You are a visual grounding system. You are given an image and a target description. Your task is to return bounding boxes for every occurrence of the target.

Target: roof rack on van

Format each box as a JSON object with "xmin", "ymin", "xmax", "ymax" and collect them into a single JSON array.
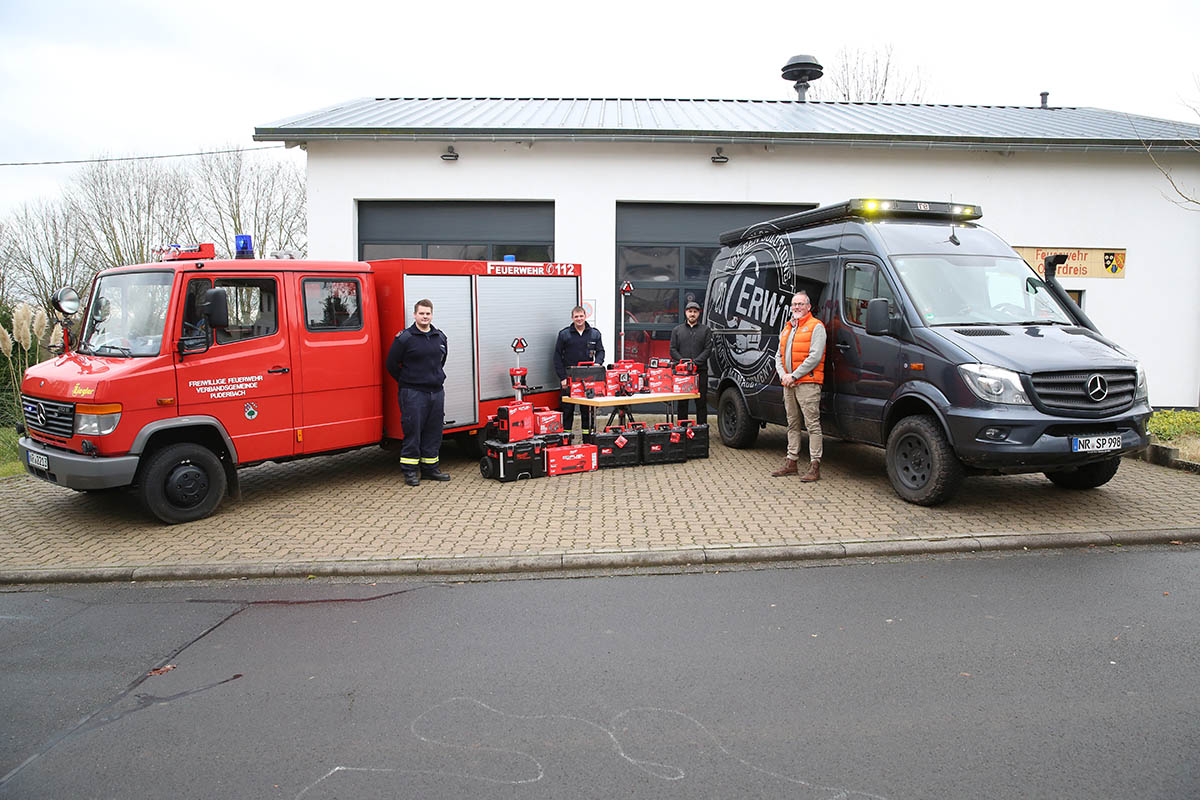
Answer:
[{"xmin": 718, "ymin": 199, "xmax": 983, "ymax": 246}]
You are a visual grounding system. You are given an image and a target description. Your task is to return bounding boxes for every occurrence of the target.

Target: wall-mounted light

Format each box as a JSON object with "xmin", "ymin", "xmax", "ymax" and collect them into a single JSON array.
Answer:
[
  {"xmin": 441, "ymin": 146, "xmax": 459, "ymax": 162},
  {"xmin": 711, "ymin": 147, "xmax": 728, "ymax": 164}
]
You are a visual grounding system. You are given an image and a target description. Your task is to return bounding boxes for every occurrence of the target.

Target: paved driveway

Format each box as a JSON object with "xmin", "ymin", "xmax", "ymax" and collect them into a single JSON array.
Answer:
[{"xmin": 2, "ymin": 427, "xmax": 1197, "ymax": 581}]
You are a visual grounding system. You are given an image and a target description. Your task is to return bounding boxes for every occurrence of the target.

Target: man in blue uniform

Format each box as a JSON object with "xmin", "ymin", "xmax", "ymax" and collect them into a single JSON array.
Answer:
[
  {"xmin": 553, "ymin": 306, "xmax": 605, "ymax": 436},
  {"xmin": 386, "ymin": 299, "xmax": 451, "ymax": 487}
]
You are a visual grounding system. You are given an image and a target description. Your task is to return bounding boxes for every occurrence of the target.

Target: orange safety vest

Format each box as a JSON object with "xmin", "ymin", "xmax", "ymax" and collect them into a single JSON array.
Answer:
[{"xmin": 779, "ymin": 314, "xmax": 825, "ymax": 384}]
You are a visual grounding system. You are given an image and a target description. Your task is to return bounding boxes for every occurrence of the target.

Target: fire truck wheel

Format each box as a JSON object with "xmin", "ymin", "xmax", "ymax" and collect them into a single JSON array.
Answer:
[
  {"xmin": 717, "ymin": 387, "xmax": 759, "ymax": 449},
  {"xmin": 139, "ymin": 443, "xmax": 227, "ymax": 524}
]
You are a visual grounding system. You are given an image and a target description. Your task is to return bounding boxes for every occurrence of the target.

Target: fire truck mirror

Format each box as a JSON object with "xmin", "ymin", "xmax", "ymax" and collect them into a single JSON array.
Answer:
[
  {"xmin": 201, "ymin": 288, "xmax": 229, "ymax": 329},
  {"xmin": 178, "ymin": 328, "xmax": 212, "ymax": 356},
  {"xmin": 92, "ymin": 296, "xmax": 111, "ymax": 323}
]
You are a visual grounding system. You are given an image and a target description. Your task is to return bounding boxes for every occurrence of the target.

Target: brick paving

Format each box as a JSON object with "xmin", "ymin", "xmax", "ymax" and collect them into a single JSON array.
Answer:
[{"xmin": 1, "ymin": 424, "xmax": 1197, "ymax": 580}]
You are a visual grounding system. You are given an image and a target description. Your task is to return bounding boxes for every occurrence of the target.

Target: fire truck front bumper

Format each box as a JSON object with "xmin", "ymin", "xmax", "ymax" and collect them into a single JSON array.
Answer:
[{"xmin": 19, "ymin": 437, "xmax": 140, "ymax": 491}]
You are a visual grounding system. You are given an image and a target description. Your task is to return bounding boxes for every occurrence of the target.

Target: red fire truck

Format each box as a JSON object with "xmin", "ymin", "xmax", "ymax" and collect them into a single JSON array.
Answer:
[{"xmin": 18, "ymin": 246, "xmax": 581, "ymax": 523}]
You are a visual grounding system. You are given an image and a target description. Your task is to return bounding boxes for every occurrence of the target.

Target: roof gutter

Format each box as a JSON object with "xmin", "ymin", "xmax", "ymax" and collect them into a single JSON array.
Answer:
[{"xmin": 252, "ymin": 129, "xmax": 1200, "ymax": 154}]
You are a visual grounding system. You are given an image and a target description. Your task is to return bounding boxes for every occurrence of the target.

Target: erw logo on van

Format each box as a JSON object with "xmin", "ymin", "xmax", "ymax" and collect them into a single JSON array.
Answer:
[{"xmin": 709, "ymin": 235, "xmax": 796, "ymax": 395}]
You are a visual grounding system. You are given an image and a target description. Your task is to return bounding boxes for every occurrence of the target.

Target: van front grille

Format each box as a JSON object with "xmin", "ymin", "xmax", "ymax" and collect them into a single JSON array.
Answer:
[
  {"xmin": 1029, "ymin": 369, "xmax": 1136, "ymax": 415},
  {"xmin": 21, "ymin": 395, "xmax": 75, "ymax": 438}
]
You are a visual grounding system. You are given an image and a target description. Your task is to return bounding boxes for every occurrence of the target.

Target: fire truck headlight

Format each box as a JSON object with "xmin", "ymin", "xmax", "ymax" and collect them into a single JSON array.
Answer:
[{"xmin": 75, "ymin": 403, "xmax": 122, "ymax": 436}]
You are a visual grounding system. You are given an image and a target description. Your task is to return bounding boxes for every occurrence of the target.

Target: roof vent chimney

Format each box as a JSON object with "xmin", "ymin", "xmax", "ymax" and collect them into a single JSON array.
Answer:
[
  {"xmin": 1040, "ymin": 91, "xmax": 1049, "ymax": 109},
  {"xmin": 782, "ymin": 55, "xmax": 824, "ymax": 101}
]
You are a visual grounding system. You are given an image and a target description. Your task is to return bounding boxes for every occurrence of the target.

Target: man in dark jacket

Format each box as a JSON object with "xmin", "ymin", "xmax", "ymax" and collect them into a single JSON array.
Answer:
[
  {"xmin": 669, "ymin": 300, "xmax": 712, "ymax": 424},
  {"xmin": 553, "ymin": 306, "xmax": 605, "ymax": 436},
  {"xmin": 385, "ymin": 299, "xmax": 451, "ymax": 487}
]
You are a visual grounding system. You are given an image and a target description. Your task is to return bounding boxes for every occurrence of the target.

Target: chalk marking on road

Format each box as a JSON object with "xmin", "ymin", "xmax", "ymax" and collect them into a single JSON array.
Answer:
[{"xmin": 293, "ymin": 696, "xmax": 889, "ymax": 800}]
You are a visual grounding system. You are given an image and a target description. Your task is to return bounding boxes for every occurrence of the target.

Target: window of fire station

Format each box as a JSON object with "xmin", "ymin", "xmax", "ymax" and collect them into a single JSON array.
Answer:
[
  {"xmin": 213, "ymin": 278, "xmax": 278, "ymax": 344},
  {"xmin": 303, "ymin": 278, "xmax": 363, "ymax": 331},
  {"xmin": 616, "ymin": 245, "xmax": 715, "ymax": 361},
  {"xmin": 363, "ymin": 243, "xmax": 554, "ymax": 262}
]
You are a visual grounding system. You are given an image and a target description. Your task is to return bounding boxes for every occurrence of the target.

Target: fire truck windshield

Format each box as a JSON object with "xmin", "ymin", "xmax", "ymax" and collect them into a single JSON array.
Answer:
[
  {"xmin": 78, "ymin": 271, "xmax": 174, "ymax": 357},
  {"xmin": 892, "ymin": 255, "xmax": 1075, "ymax": 327}
]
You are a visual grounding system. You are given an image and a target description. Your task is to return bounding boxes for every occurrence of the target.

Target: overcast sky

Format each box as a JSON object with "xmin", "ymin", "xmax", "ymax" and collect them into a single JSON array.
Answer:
[{"xmin": 1, "ymin": 0, "xmax": 1197, "ymax": 216}]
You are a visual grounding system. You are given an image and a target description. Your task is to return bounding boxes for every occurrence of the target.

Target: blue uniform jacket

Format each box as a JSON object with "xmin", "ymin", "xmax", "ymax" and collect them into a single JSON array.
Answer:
[
  {"xmin": 553, "ymin": 323, "xmax": 605, "ymax": 380},
  {"xmin": 386, "ymin": 324, "xmax": 448, "ymax": 391}
]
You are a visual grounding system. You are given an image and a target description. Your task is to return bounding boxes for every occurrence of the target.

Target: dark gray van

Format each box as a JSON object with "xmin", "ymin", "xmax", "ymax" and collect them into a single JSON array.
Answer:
[{"xmin": 705, "ymin": 199, "xmax": 1150, "ymax": 505}]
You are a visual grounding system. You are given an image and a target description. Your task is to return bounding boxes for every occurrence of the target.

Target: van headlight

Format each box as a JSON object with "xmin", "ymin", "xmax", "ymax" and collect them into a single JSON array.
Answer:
[
  {"xmin": 958, "ymin": 364, "xmax": 1030, "ymax": 405},
  {"xmin": 75, "ymin": 403, "xmax": 122, "ymax": 436},
  {"xmin": 1135, "ymin": 362, "xmax": 1149, "ymax": 402}
]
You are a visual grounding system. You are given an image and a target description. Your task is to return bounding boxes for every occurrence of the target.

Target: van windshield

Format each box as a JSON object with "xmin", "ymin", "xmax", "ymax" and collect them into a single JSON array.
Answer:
[
  {"xmin": 891, "ymin": 255, "xmax": 1075, "ymax": 326},
  {"xmin": 77, "ymin": 271, "xmax": 174, "ymax": 357}
]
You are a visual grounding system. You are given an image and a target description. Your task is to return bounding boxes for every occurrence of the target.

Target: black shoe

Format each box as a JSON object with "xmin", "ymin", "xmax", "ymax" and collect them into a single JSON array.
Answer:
[
  {"xmin": 422, "ymin": 469, "xmax": 451, "ymax": 482},
  {"xmin": 404, "ymin": 473, "xmax": 420, "ymax": 487}
]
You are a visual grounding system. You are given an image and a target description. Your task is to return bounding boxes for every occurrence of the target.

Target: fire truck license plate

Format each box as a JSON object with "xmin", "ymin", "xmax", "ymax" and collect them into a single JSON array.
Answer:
[
  {"xmin": 27, "ymin": 451, "xmax": 48, "ymax": 470},
  {"xmin": 1071, "ymin": 434, "xmax": 1122, "ymax": 453}
]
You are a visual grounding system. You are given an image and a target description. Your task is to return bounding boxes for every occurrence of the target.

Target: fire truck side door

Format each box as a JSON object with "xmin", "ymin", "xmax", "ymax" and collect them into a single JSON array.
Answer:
[
  {"xmin": 293, "ymin": 273, "xmax": 381, "ymax": 453},
  {"xmin": 175, "ymin": 274, "xmax": 295, "ymax": 462}
]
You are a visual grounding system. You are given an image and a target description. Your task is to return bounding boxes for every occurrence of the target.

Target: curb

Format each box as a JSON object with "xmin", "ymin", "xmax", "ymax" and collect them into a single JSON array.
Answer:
[{"xmin": 3, "ymin": 528, "xmax": 1198, "ymax": 586}]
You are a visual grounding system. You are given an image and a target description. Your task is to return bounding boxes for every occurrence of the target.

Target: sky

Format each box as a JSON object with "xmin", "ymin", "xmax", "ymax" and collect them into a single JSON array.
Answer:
[{"xmin": 1, "ymin": 0, "xmax": 1197, "ymax": 216}]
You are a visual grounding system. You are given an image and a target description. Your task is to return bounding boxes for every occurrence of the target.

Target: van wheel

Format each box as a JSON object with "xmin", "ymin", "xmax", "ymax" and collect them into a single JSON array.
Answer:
[
  {"xmin": 886, "ymin": 416, "xmax": 963, "ymax": 505},
  {"xmin": 138, "ymin": 443, "xmax": 227, "ymax": 524},
  {"xmin": 717, "ymin": 387, "xmax": 758, "ymax": 448},
  {"xmin": 1044, "ymin": 457, "xmax": 1120, "ymax": 490}
]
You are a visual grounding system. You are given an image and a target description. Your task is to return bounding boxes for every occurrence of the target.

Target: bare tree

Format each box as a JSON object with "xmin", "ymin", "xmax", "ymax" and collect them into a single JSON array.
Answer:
[
  {"xmin": 184, "ymin": 148, "xmax": 307, "ymax": 258},
  {"xmin": 1142, "ymin": 78, "xmax": 1199, "ymax": 209},
  {"xmin": 1, "ymin": 146, "xmax": 306, "ymax": 311},
  {"xmin": 0, "ymin": 198, "xmax": 91, "ymax": 313},
  {"xmin": 809, "ymin": 45, "xmax": 927, "ymax": 103},
  {"xmin": 67, "ymin": 157, "xmax": 192, "ymax": 270}
]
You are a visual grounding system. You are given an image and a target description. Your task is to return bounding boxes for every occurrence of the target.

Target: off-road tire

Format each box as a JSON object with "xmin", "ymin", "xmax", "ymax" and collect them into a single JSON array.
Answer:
[
  {"xmin": 1044, "ymin": 456, "xmax": 1121, "ymax": 490},
  {"xmin": 138, "ymin": 443, "xmax": 227, "ymax": 524},
  {"xmin": 885, "ymin": 415, "xmax": 964, "ymax": 506},
  {"xmin": 717, "ymin": 387, "xmax": 758, "ymax": 449}
]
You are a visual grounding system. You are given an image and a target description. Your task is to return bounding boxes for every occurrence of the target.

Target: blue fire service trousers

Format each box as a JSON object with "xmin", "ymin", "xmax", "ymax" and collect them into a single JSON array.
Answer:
[
  {"xmin": 560, "ymin": 387, "xmax": 595, "ymax": 436},
  {"xmin": 399, "ymin": 387, "xmax": 445, "ymax": 475}
]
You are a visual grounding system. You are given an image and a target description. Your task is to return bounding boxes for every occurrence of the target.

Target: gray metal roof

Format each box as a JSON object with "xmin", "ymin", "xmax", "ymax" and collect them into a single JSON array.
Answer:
[{"xmin": 255, "ymin": 97, "xmax": 1200, "ymax": 152}]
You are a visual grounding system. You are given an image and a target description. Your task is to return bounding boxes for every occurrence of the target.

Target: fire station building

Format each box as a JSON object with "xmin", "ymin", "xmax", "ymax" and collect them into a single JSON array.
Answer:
[{"xmin": 255, "ymin": 94, "xmax": 1200, "ymax": 407}]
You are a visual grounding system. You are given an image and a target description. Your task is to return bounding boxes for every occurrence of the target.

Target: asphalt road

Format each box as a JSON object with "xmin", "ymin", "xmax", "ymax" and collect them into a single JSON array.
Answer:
[{"xmin": 2, "ymin": 546, "xmax": 1198, "ymax": 799}]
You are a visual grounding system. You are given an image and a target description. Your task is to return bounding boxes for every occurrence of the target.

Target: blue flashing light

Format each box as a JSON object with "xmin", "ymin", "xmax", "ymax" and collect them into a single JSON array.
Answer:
[
  {"xmin": 503, "ymin": 254, "xmax": 516, "ymax": 262},
  {"xmin": 234, "ymin": 235, "xmax": 254, "ymax": 259}
]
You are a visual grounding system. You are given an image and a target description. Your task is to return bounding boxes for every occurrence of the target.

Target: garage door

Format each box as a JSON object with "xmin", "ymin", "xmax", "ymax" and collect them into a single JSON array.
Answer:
[{"xmin": 359, "ymin": 201, "xmax": 554, "ymax": 262}]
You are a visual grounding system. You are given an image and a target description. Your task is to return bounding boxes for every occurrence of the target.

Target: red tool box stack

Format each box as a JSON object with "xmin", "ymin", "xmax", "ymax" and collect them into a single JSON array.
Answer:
[
  {"xmin": 494, "ymin": 401, "xmax": 534, "ymax": 443},
  {"xmin": 672, "ymin": 359, "xmax": 698, "ymax": 394},
  {"xmin": 645, "ymin": 358, "xmax": 674, "ymax": 393}
]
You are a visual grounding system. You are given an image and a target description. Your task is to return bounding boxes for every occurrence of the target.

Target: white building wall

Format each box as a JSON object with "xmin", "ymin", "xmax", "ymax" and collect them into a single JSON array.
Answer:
[{"xmin": 305, "ymin": 140, "xmax": 1200, "ymax": 407}]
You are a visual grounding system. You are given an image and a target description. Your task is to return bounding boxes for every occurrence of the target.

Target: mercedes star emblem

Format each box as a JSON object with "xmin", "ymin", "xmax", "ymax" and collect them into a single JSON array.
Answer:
[
  {"xmin": 1086, "ymin": 374, "xmax": 1109, "ymax": 402},
  {"xmin": 34, "ymin": 401, "xmax": 47, "ymax": 427}
]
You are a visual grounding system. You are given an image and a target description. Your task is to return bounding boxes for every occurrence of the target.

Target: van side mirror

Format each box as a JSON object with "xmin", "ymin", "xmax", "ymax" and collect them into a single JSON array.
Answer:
[
  {"xmin": 865, "ymin": 297, "xmax": 892, "ymax": 336},
  {"xmin": 201, "ymin": 288, "xmax": 229, "ymax": 329}
]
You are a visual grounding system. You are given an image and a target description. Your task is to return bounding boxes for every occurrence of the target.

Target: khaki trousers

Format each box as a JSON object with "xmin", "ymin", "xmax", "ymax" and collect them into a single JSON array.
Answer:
[{"xmin": 783, "ymin": 382, "xmax": 822, "ymax": 462}]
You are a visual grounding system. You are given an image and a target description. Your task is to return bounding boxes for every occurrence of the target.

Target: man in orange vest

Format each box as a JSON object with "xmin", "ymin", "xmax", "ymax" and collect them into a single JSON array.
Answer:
[{"xmin": 771, "ymin": 290, "xmax": 826, "ymax": 481}]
